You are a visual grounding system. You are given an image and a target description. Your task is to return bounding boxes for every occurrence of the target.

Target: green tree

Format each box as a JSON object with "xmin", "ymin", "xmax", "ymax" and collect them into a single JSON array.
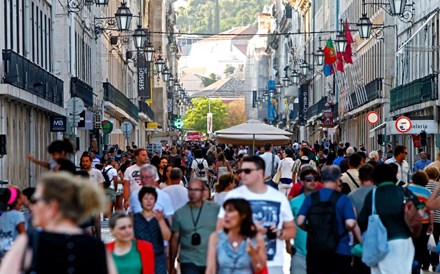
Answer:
[
  {"xmin": 183, "ymin": 97, "xmax": 227, "ymax": 133},
  {"xmin": 224, "ymin": 65, "xmax": 235, "ymax": 76}
]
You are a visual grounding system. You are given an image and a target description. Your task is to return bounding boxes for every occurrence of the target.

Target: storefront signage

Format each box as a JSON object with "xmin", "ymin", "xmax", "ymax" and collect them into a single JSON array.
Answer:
[
  {"xmin": 137, "ymin": 53, "xmax": 152, "ymax": 100},
  {"xmin": 395, "ymin": 116, "xmax": 412, "ymax": 133},
  {"xmin": 298, "ymin": 84, "xmax": 308, "ymax": 125},
  {"xmin": 50, "ymin": 116, "xmax": 67, "ymax": 132},
  {"xmin": 386, "ymin": 119, "xmax": 438, "ymax": 135}
]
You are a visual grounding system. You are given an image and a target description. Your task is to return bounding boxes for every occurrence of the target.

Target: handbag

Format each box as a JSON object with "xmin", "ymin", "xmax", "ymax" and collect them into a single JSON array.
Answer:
[
  {"xmin": 272, "ymin": 161, "xmax": 282, "ymax": 184},
  {"xmin": 402, "ymin": 187, "xmax": 422, "ymax": 237},
  {"xmin": 361, "ymin": 188, "xmax": 389, "ymax": 267}
]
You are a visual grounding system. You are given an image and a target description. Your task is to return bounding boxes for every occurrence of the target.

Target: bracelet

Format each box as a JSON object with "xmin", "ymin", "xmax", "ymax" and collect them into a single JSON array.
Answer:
[{"xmin": 255, "ymin": 262, "xmax": 262, "ymax": 269}]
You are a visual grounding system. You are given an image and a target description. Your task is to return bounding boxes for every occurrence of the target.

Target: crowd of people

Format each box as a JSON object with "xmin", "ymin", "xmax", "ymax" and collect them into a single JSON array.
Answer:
[{"xmin": 0, "ymin": 138, "xmax": 439, "ymax": 274}]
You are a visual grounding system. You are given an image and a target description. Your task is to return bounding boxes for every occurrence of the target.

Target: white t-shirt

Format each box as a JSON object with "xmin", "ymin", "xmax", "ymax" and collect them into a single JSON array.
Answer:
[
  {"xmin": 103, "ymin": 165, "xmax": 118, "ymax": 189},
  {"xmin": 91, "ymin": 158, "xmax": 101, "ymax": 168},
  {"xmin": 88, "ymin": 169, "xmax": 105, "ymax": 185},
  {"xmin": 259, "ymin": 152, "xmax": 280, "ymax": 181},
  {"xmin": 218, "ymin": 185, "xmax": 294, "ymax": 268},
  {"xmin": 191, "ymin": 158, "xmax": 208, "ymax": 180},
  {"xmin": 130, "ymin": 187, "xmax": 175, "ymax": 216},
  {"xmin": 163, "ymin": 185, "xmax": 189, "ymax": 211},
  {"xmin": 124, "ymin": 164, "xmax": 160, "ymax": 193},
  {"xmin": 279, "ymin": 157, "xmax": 294, "ymax": 179}
]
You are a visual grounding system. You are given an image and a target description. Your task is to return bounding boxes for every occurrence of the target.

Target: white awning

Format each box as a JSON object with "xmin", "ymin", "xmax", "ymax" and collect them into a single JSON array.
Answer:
[{"xmin": 369, "ymin": 122, "xmax": 386, "ymax": 138}]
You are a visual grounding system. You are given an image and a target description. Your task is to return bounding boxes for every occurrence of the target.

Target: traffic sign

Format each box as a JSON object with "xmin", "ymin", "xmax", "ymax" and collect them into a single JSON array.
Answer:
[
  {"xmin": 367, "ymin": 111, "xmax": 380, "ymax": 124},
  {"xmin": 101, "ymin": 120, "xmax": 113, "ymax": 134},
  {"xmin": 121, "ymin": 121, "xmax": 133, "ymax": 135},
  {"xmin": 395, "ymin": 116, "xmax": 412, "ymax": 134},
  {"xmin": 174, "ymin": 118, "xmax": 184, "ymax": 129},
  {"xmin": 66, "ymin": 97, "xmax": 85, "ymax": 127}
]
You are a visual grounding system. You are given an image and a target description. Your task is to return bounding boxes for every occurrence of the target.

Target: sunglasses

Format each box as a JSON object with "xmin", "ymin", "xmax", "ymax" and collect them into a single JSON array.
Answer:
[
  {"xmin": 304, "ymin": 176, "xmax": 316, "ymax": 182},
  {"xmin": 237, "ymin": 168, "xmax": 259, "ymax": 174},
  {"xmin": 30, "ymin": 196, "xmax": 48, "ymax": 204},
  {"xmin": 188, "ymin": 188, "xmax": 203, "ymax": 192}
]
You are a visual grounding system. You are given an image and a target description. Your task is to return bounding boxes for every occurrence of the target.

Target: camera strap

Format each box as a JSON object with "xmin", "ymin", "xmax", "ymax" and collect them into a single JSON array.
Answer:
[{"xmin": 190, "ymin": 201, "xmax": 204, "ymax": 231}]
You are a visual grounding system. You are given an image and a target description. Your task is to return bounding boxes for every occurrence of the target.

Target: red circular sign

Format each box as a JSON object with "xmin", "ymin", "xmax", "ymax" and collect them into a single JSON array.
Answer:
[
  {"xmin": 395, "ymin": 116, "xmax": 412, "ymax": 133},
  {"xmin": 367, "ymin": 111, "xmax": 380, "ymax": 124}
]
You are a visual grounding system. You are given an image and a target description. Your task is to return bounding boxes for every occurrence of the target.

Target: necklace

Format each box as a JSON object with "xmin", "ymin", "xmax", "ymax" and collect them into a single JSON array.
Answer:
[{"xmin": 232, "ymin": 241, "xmax": 240, "ymax": 248}]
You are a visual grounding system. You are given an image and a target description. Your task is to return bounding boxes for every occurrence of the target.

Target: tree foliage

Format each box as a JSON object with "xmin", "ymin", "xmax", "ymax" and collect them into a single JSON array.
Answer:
[
  {"xmin": 225, "ymin": 100, "xmax": 246, "ymax": 127},
  {"xmin": 183, "ymin": 97, "xmax": 227, "ymax": 133},
  {"xmin": 176, "ymin": 0, "xmax": 272, "ymax": 34}
]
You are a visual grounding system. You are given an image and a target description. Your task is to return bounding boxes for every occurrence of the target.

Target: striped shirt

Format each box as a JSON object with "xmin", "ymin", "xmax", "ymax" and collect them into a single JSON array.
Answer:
[
  {"xmin": 426, "ymin": 181, "xmax": 440, "ymax": 223},
  {"xmin": 408, "ymin": 184, "xmax": 431, "ymax": 224}
]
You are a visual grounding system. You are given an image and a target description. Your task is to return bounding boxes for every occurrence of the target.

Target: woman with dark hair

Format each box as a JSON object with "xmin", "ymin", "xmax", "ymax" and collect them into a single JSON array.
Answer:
[
  {"xmin": 277, "ymin": 148, "xmax": 295, "ymax": 196},
  {"xmin": 133, "ymin": 187, "xmax": 171, "ymax": 274},
  {"xmin": 159, "ymin": 164, "xmax": 173, "ymax": 189},
  {"xmin": 206, "ymin": 198, "xmax": 266, "ymax": 274},
  {"xmin": 157, "ymin": 156, "xmax": 169, "ymax": 183},
  {"xmin": 213, "ymin": 173, "xmax": 235, "ymax": 205},
  {"xmin": 0, "ymin": 187, "xmax": 25, "ymax": 261},
  {"xmin": 215, "ymin": 152, "xmax": 232, "ymax": 178},
  {"xmin": 27, "ymin": 138, "xmax": 75, "ymax": 172},
  {"xmin": 106, "ymin": 212, "xmax": 155, "ymax": 274}
]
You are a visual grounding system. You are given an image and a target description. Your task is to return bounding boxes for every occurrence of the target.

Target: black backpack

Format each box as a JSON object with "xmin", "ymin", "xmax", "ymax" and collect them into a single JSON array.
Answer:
[
  {"xmin": 195, "ymin": 159, "xmax": 206, "ymax": 176},
  {"xmin": 102, "ymin": 167, "xmax": 113, "ymax": 188},
  {"xmin": 306, "ymin": 191, "xmax": 344, "ymax": 253}
]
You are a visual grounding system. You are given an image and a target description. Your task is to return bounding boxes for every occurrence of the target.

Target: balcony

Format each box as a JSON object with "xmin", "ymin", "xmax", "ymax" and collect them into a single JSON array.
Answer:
[
  {"xmin": 71, "ymin": 77, "xmax": 93, "ymax": 108},
  {"xmin": 307, "ymin": 96, "xmax": 328, "ymax": 118},
  {"xmin": 390, "ymin": 74, "xmax": 438, "ymax": 111},
  {"xmin": 349, "ymin": 78, "xmax": 382, "ymax": 111},
  {"xmin": 139, "ymin": 100, "xmax": 155, "ymax": 121},
  {"xmin": 2, "ymin": 50, "xmax": 63, "ymax": 107},
  {"xmin": 103, "ymin": 82, "xmax": 138, "ymax": 120}
]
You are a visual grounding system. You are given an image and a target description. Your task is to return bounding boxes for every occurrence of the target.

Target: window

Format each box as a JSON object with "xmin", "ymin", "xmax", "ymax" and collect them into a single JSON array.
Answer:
[
  {"xmin": 44, "ymin": 14, "xmax": 47, "ymax": 69},
  {"xmin": 4, "ymin": 0, "xmax": 8, "ymax": 49},
  {"xmin": 31, "ymin": 2, "xmax": 34, "ymax": 61},
  {"xmin": 36, "ymin": 6, "xmax": 39, "ymax": 64},
  {"xmin": 10, "ymin": 0, "xmax": 13, "ymax": 50},
  {"xmin": 16, "ymin": 0, "xmax": 20, "ymax": 53},
  {"xmin": 40, "ymin": 9, "xmax": 43, "ymax": 67}
]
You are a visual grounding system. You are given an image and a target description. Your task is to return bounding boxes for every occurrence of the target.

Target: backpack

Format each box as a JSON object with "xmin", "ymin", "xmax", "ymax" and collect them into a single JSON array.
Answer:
[
  {"xmin": 195, "ymin": 159, "xmax": 206, "ymax": 176},
  {"xmin": 362, "ymin": 188, "xmax": 389, "ymax": 267},
  {"xmin": 102, "ymin": 167, "xmax": 113, "ymax": 188},
  {"xmin": 306, "ymin": 191, "xmax": 344, "ymax": 253}
]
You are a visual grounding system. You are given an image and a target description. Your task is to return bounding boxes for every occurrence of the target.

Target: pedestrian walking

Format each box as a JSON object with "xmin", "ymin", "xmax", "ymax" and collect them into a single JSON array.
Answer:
[
  {"xmin": 213, "ymin": 173, "xmax": 235, "ymax": 206},
  {"xmin": 106, "ymin": 212, "xmax": 155, "ymax": 274},
  {"xmin": 259, "ymin": 143, "xmax": 280, "ymax": 189},
  {"xmin": 162, "ymin": 167, "xmax": 189, "ymax": 211},
  {"xmin": 217, "ymin": 156, "xmax": 295, "ymax": 274},
  {"xmin": 358, "ymin": 164, "xmax": 423, "ymax": 274},
  {"xmin": 170, "ymin": 179, "xmax": 220, "ymax": 274},
  {"xmin": 385, "ymin": 145, "xmax": 411, "ymax": 184},
  {"xmin": 0, "ymin": 172, "xmax": 115, "ymax": 274},
  {"xmin": 276, "ymin": 147, "xmax": 295, "ymax": 196},
  {"xmin": 133, "ymin": 187, "xmax": 171, "ymax": 274},
  {"xmin": 206, "ymin": 198, "xmax": 267, "ymax": 274},
  {"xmin": 297, "ymin": 165, "xmax": 360, "ymax": 274},
  {"xmin": 425, "ymin": 166, "xmax": 440, "ymax": 269}
]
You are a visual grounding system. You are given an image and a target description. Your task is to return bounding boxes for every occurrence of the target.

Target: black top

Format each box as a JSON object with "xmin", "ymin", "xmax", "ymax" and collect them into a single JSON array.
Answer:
[{"xmin": 26, "ymin": 231, "xmax": 107, "ymax": 274}]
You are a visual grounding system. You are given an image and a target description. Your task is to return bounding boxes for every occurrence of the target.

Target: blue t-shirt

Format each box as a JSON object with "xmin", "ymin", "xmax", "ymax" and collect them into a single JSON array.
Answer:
[
  {"xmin": 290, "ymin": 194, "xmax": 307, "ymax": 256},
  {"xmin": 414, "ymin": 159, "xmax": 431, "ymax": 172},
  {"xmin": 0, "ymin": 210, "xmax": 25, "ymax": 257},
  {"xmin": 333, "ymin": 156, "xmax": 344, "ymax": 166},
  {"xmin": 298, "ymin": 188, "xmax": 356, "ymax": 256}
]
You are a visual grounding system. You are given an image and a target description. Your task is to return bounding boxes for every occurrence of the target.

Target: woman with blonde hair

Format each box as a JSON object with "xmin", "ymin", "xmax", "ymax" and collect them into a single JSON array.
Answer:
[{"xmin": 0, "ymin": 172, "xmax": 116, "ymax": 274}]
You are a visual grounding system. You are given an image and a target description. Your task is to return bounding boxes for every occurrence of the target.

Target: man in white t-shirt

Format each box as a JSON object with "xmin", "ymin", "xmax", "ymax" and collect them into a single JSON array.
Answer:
[
  {"xmin": 80, "ymin": 154, "xmax": 104, "ymax": 186},
  {"xmin": 130, "ymin": 165, "xmax": 174, "ymax": 222},
  {"xmin": 259, "ymin": 143, "xmax": 280, "ymax": 189},
  {"xmin": 163, "ymin": 167, "xmax": 189, "ymax": 211},
  {"xmin": 217, "ymin": 156, "xmax": 296, "ymax": 274},
  {"xmin": 103, "ymin": 158, "xmax": 119, "ymax": 217},
  {"xmin": 191, "ymin": 149, "xmax": 209, "ymax": 182},
  {"xmin": 123, "ymin": 148, "xmax": 158, "ymax": 209}
]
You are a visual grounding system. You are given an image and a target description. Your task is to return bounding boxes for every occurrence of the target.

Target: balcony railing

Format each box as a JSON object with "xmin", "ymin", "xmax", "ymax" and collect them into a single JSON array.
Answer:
[
  {"xmin": 390, "ymin": 74, "xmax": 438, "ymax": 111},
  {"xmin": 139, "ymin": 100, "xmax": 155, "ymax": 121},
  {"xmin": 2, "ymin": 50, "xmax": 63, "ymax": 107},
  {"xmin": 103, "ymin": 82, "xmax": 138, "ymax": 120},
  {"xmin": 349, "ymin": 78, "xmax": 382, "ymax": 111},
  {"xmin": 71, "ymin": 77, "xmax": 93, "ymax": 108},
  {"xmin": 307, "ymin": 96, "xmax": 328, "ymax": 118}
]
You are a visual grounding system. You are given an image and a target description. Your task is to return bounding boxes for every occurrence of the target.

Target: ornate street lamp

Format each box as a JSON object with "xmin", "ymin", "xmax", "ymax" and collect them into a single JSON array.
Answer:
[
  {"xmin": 291, "ymin": 70, "xmax": 300, "ymax": 85},
  {"xmin": 162, "ymin": 66, "xmax": 170, "ymax": 82},
  {"xmin": 115, "ymin": 2, "xmax": 132, "ymax": 31},
  {"xmin": 389, "ymin": 0, "xmax": 408, "ymax": 16},
  {"xmin": 357, "ymin": 13, "xmax": 373, "ymax": 39},
  {"xmin": 132, "ymin": 25, "xmax": 147, "ymax": 49},
  {"xmin": 95, "ymin": 0, "xmax": 109, "ymax": 5},
  {"xmin": 174, "ymin": 81, "xmax": 180, "ymax": 92},
  {"xmin": 276, "ymin": 82, "xmax": 283, "ymax": 93},
  {"xmin": 282, "ymin": 74, "xmax": 290, "ymax": 87},
  {"xmin": 145, "ymin": 42, "xmax": 155, "ymax": 62},
  {"xmin": 269, "ymin": 89, "xmax": 275, "ymax": 99},
  {"xmin": 155, "ymin": 55, "xmax": 165, "ymax": 73},
  {"xmin": 300, "ymin": 60, "xmax": 309, "ymax": 75},
  {"xmin": 334, "ymin": 30, "xmax": 347, "ymax": 54},
  {"xmin": 314, "ymin": 47, "xmax": 325, "ymax": 66},
  {"xmin": 168, "ymin": 73, "xmax": 175, "ymax": 87}
]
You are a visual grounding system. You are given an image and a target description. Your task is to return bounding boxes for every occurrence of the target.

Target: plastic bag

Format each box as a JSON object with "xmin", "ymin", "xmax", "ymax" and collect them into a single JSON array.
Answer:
[{"xmin": 428, "ymin": 234, "xmax": 436, "ymax": 252}]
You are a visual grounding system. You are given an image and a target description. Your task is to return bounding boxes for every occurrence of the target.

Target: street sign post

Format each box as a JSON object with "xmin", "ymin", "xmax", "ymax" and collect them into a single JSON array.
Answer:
[
  {"xmin": 367, "ymin": 111, "xmax": 380, "ymax": 125},
  {"xmin": 121, "ymin": 121, "xmax": 133, "ymax": 141},
  {"xmin": 395, "ymin": 116, "xmax": 412, "ymax": 134},
  {"xmin": 66, "ymin": 97, "xmax": 85, "ymax": 127}
]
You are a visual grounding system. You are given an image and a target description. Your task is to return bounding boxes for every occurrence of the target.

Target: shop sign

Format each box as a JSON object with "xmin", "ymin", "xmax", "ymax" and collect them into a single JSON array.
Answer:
[{"xmin": 386, "ymin": 120, "xmax": 438, "ymax": 135}]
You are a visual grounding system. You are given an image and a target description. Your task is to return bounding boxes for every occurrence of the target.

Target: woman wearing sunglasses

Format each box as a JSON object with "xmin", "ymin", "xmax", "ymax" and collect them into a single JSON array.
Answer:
[
  {"xmin": 107, "ymin": 212, "xmax": 155, "ymax": 274},
  {"xmin": 0, "ymin": 172, "xmax": 116, "ymax": 274}
]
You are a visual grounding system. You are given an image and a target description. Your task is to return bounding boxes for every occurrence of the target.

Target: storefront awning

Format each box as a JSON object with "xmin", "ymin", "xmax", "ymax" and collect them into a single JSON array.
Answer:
[{"xmin": 369, "ymin": 122, "xmax": 386, "ymax": 138}]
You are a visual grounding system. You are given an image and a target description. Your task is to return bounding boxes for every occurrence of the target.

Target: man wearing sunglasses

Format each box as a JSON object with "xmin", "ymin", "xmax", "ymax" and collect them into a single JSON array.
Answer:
[
  {"xmin": 385, "ymin": 145, "xmax": 411, "ymax": 184},
  {"xmin": 217, "ymin": 156, "xmax": 295, "ymax": 274}
]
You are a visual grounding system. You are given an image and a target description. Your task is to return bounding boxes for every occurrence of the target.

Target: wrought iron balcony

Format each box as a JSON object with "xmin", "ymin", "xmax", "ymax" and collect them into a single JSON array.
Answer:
[
  {"xmin": 71, "ymin": 77, "xmax": 93, "ymax": 108},
  {"xmin": 349, "ymin": 78, "xmax": 382, "ymax": 111},
  {"xmin": 2, "ymin": 50, "xmax": 64, "ymax": 107},
  {"xmin": 103, "ymin": 82, "xmax": 139, "ymax": 120},
  {"xmin": 139, "ymin": 100, "xmax": 155, "ymax": 121},
  {"xmin": 307, "ymin": 96, "xmax": 328, "ymax": 118},
  {"xmin": 390, "ymin": 74, "xmax": 438, "ymax": 111}
]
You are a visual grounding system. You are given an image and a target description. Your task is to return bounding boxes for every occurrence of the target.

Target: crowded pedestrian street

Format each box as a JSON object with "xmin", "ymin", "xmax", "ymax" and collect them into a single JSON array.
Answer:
[{"xmin": 1, "ymin": 0, "xmax": 440, "ymax": 273}]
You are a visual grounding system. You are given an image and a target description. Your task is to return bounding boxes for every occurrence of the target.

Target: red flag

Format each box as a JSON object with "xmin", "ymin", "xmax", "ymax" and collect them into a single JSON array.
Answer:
[
  {"xmin": 344, "ymin": 20, "xmax": 353, "ymax": 64},
  {"xmin": 323, "ymin": 39, "xmax": 337, "ymax": 64},
  {"xmin": 336, "ymin": 52, "xmax": 344, "ymax": 72}
]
